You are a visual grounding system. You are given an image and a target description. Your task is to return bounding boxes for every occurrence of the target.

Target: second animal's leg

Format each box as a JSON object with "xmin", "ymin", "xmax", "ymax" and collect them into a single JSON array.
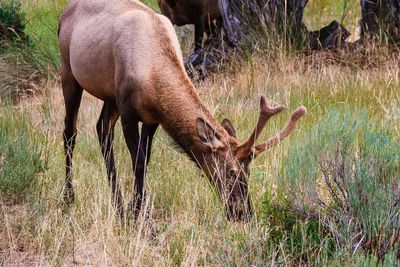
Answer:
[
  {"xmin": 128, "ymin": 123, "xmax": 159, "ymax": 217},
  {"xmin": 205, "ymin": 17, "xmax": 222, "ymax": 38},
  {"xmin": 96, "ymin": 101, "xmax": 124, "ymax": 218},
  {"xmin": 194, "ymin": 18, "xmax": 205, "ymax": 50},
  {"xmin": 61, "ymin": 66, "xmax": 83, "ymax": 205}
]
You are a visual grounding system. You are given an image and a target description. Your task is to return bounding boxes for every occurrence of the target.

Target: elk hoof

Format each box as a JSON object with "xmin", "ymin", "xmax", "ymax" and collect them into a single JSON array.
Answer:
[
  {"xmin": 62, "ymin": 187, "xmax": 75, "ymax": 206},
  {"xmin": 127, "ymin": 200, "xmax": 141, "ymax": 221}
]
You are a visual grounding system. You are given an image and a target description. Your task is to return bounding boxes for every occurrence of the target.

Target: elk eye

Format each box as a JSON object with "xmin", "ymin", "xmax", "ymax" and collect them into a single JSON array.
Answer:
[
  {"xmin": 229, "ymin": 169, "xmax": 236, "ymax": 177},
  {"xmin": 247, "ymin": 152, "xmax": 256, "ymax": 161}
]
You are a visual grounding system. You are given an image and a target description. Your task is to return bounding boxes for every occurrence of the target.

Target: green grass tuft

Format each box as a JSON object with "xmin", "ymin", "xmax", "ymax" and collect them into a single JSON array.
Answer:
[{"xmin": 0, "ymin": 105, "xmax": 47, "ymax": 203}]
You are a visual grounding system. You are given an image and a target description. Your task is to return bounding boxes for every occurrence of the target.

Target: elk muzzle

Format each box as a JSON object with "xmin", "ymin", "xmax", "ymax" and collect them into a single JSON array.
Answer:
[{"xmin": 226, "ymin": 196, "xmax": 253, "ymax": 222}]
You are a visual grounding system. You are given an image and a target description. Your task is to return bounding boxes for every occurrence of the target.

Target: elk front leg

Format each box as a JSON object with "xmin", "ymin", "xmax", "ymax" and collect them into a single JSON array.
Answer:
[
  {"xmin": 96, "ymin": 101, "xmax": 124, "ymax": 219},
  {"xmin": 120, "ymin": 111, "xmax": 143, "ymax": 218},
  {"xmin": 61, "ymin": 65, "xmax": 83, "ymax": 205},
  {"xmin": 128, "ymin": 123, "xmax": 159, "ymax": 218}
]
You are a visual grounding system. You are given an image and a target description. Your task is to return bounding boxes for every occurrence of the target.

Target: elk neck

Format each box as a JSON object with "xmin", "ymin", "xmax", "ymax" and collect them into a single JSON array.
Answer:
[{"xmin": 149, "ymin": 68, "xmax": 236, "ymax": 167}]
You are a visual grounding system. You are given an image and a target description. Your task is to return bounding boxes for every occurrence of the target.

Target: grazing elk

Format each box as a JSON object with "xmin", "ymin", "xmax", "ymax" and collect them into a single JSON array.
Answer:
[
  {"xmin": 58, "ymin": 0, "xmax": 306, "ymax": 221},
  {"xmin": 158, "ymin": 0, "xmax": 221, "ymax": 50}
]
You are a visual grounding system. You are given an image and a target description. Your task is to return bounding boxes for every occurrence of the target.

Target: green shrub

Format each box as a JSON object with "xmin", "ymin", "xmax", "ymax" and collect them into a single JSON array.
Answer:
[
  {"xmin": 0, "ymin": 107, "xmax": 47, "ymax": 203},
  {"xmin": 0, "ymin": 0, "xmax": 30, "ymax": 50},
  {"xmin": 267, "ymin": 109, "xmax": 400, "ymax": 261},
  {"xmin": 262, "ymin": 186, "xmax": 335, "ymax": 264},
  {"xmin": 0, "ymin": 0, "xmax": 40, "ymax": 99},
  {"xmin": 0, "ymin": 0, "xmax": 64, "ymax": 100},
  {"xmin": 348, "ymin": 251, "xmax": 400, "ymax": 266},
  {"xmin": 21, "ymin": 0, "xmax": 66, "ymax": 73}
]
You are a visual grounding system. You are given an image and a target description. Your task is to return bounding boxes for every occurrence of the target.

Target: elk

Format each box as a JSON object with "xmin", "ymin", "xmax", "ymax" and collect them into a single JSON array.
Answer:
[
  {"xmin": 158, "ymin": 0, "xmax": 221, "ymax": 50},
  {"xmin": 58, "ymin": 0, "xmax": 306, "ymax": 221}
]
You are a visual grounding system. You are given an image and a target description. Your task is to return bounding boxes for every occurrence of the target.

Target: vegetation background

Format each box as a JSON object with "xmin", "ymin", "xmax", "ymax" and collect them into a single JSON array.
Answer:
[{"xmin": 0, "ymin": 0, "xmax": 399, "ymax": 266}]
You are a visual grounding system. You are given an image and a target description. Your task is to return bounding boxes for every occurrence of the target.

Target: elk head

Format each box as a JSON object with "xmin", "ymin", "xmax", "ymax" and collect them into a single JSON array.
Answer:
[{"xmin": 196, "ymin": 96, "xmax": 307, "ymax": 222}]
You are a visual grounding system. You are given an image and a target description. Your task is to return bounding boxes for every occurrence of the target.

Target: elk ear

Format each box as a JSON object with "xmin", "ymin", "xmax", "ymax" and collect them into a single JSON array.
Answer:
[
  {"xmin": 221, "ymin": 118, "xmax": 236, "ymax": 138},
  {"xmin": 196, "ymin": 118, "xmax": 224, "ymax": 150}
]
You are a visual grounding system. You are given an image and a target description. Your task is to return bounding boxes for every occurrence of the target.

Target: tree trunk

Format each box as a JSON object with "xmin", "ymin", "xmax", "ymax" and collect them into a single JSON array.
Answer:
[
  {"xmin": 360, "ymin": 0, "xmax": 400, "ymax": 41},
  {"xmin": 218, "ymin": 0, "xmax": 310, "ymax": 48},
  {"xmin": 185, "ymin": 0, "xmax": 349, "ymax": 78}
]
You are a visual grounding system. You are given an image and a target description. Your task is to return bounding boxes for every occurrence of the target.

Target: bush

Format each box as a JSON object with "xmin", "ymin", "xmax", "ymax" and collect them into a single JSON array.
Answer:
[
  {"xmin": 0, "ymin": 0, "xmax": 40, "ymax": 99},
  {"xmin": 0, "ymin": 107, "xmax": 47, "ymax": 203},
  {"xmin": 262, "ymin": 185, "xmax": 336, "ymax": 265},
  {"xmin": 0, "ymin": 0, "xmax": 30, "ymax": 50},
  {"xmin": 264, "ymin": 109, "xmax": 400, "ymax": 261},
  {"xmin": 21, "ymin": 0, "xmax": 66, "ymax": 73}
]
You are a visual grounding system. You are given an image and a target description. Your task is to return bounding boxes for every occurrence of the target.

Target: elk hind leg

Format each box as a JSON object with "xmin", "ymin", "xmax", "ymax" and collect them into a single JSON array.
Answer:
[{"xmin": 62, "ymin": 67, "xmax": 83, "ymax": 205}]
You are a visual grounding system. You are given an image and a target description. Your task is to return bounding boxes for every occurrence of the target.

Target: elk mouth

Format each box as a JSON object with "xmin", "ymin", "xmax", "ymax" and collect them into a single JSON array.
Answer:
[{"xmin": 226, "ymin": 199, "xmax": 253, "ymax": 222}]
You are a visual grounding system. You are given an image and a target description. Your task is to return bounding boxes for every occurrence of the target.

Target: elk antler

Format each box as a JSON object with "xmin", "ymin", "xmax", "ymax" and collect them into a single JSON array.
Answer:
[
  {"xmin": 239, "ymin": 95, "xmax": 285, "ymax": 154},
  {"xmin": 254, "ymin": 106, "xmax": 307, "ymax": 154}
]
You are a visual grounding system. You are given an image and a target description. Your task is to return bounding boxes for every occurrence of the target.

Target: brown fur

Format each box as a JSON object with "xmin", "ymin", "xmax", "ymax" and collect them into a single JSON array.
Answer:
[
  {"xmin": 58, "ymin": 0, "xmax": 306, "ymax": 221},
  {"xmin": 158, "ymin": 0, "xmax": 221, "ymax": 49}
]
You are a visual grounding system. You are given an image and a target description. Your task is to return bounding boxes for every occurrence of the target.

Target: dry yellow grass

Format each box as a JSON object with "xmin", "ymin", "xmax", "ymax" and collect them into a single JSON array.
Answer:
[
  {"xmin": 1, "ymin": 49, "xmax": 399, "ymax": 265},
  {"xmin": 1, "ymin": 0, "xmax": 399, "ymax": 264}
]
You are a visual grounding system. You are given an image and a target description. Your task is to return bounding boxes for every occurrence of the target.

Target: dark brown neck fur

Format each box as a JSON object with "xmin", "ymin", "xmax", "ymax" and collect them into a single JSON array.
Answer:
[{"xmin": 150, "ymin": 70, "xmax": 236, "ymax": 166}]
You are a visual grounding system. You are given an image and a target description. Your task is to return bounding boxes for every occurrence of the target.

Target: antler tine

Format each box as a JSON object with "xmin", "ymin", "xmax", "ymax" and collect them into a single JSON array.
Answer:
[
  {"xmin": 254, "ymin": 106, "xmax": 307, "ymax": 154},
  {"xmin": 240, "ymin": 95, "xmax": 285, "ymax": 153}
]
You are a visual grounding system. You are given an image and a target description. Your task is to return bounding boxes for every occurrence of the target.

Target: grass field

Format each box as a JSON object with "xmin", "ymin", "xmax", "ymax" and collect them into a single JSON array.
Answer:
[{"xmin": 0, "ymin": 0, "xmax": 399, "ymax": 266}]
